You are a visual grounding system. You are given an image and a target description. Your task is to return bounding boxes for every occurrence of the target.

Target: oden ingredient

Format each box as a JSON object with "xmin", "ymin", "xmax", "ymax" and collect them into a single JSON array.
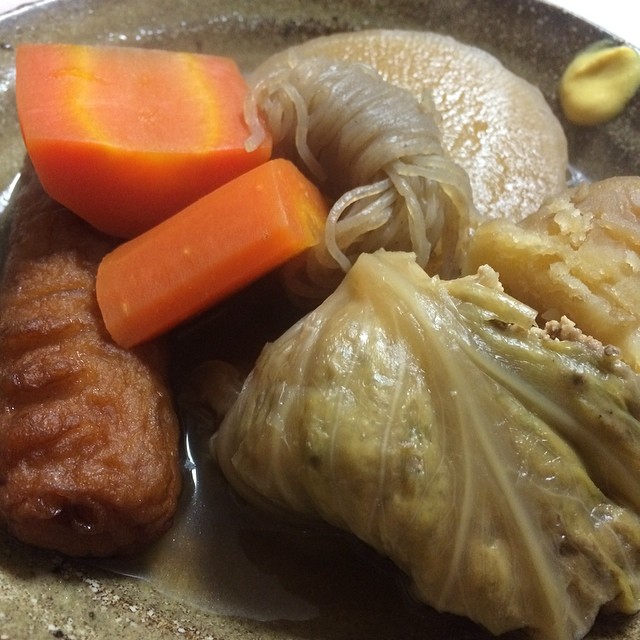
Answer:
[
  {"xmin": 254, "ymin": 29, "xmax": 568, "ymax": 224},
  {"xmin": 213, "ymin": 250, "xmax": 640, "ymax": 640},
  {"xmin": 0, "ymin": 165, "xmax": 181, "ymax": 557},
  {"xmin": 15, "ymin": 43, "xmax": 272, "ymax": 238},
  {"xmin": 96, "ymin": 159, "xmax": 328, "ymax": 349},
  {"xmin": 559, "ymin": 41, "xmax": 640, "ymax": 126},
  {"xmin": 245, "ymin": 54, "xmax": 474, "ymax": 293},
  {"xmin": 465, "ymin": 176, "xmax": 640, "ymax": 370}
]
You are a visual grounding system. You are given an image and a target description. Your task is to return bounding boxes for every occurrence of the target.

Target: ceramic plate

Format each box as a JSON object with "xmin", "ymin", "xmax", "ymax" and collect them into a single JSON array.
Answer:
[{"xmin": 0, "ymin": 1, "xmax": 639, "ymax": 639}]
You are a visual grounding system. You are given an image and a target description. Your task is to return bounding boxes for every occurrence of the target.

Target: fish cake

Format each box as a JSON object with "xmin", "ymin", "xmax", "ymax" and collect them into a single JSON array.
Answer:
[{"xmin": 0, "ymin": 165, "xmax": 181, "ymax": 557}]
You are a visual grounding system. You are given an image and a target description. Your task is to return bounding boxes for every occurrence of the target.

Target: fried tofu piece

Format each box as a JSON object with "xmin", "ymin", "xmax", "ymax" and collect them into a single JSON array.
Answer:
[
  {"xmin": 0, "ymin": 165, "xmax": 181, "ymax": 557},
  {"xmin": 465, "ymin": 176, "xmax": 640, "ymax": 370}
]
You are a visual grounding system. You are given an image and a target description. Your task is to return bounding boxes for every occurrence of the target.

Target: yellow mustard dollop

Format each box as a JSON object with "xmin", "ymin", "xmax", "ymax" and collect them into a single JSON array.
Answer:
[{"xmin": 559, "ymin": 41, "xmax": 640, "ymax": 126}]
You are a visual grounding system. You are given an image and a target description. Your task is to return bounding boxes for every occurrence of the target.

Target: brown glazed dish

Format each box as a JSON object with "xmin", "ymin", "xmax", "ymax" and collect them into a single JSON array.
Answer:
[{"xmin": 0, "ymin": 1, "xmax": 638, "ymax": 639}]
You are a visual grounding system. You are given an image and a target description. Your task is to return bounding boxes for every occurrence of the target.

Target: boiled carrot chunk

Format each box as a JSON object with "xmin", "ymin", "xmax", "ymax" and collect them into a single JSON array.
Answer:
[
  {"xmin": 15, "ymin": 43, "xmax": 272, "ymax": 238},
  {"xmin": 96, "ymin": 159, "xmax": 328, "ymax": 348}
]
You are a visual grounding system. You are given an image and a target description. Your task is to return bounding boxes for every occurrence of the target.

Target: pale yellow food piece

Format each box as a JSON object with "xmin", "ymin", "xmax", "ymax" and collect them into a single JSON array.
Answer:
[
  {"xmin": 559, "ymin": 42, "xmax": 640, "ymax": 126},
  {"xmin": 465, "ymin": 176, "xmax": 640, "ymax": 369},
  {"xmin": 266, "ymin": 29, "xmax": 569, "ymax": 223}
]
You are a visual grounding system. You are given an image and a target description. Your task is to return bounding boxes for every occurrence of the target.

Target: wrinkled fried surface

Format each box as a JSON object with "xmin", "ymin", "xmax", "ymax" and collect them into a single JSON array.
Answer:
[
  {"xmin": 465, "ymin": 176, "xmax": 640, "ymax": 370},
  {"xmin": 0, "ymin": 166, "xmax": 181, "ymax": 557}
]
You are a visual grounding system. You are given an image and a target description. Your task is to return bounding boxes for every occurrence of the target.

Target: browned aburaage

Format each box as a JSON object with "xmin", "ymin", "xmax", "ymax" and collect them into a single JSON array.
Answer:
[{"xmin": 0, "ymin": 165, "xmax": 181, "ymax": 557}]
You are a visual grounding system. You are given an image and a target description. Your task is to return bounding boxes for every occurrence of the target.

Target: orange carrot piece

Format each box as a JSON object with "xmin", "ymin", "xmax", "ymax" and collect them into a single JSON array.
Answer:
[
  {"xmin": 15, "ymin": 43, "xmax": 272, "ymax": 238},
  {"xmin": 96, "ymin": 159, "xmax": 328, "ymax": 348}
]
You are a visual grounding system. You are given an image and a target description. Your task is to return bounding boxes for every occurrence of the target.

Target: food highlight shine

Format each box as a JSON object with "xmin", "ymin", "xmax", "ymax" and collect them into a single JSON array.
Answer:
[{"xmin": 1, "ymin": 24, "xmax": 640, "ymax": 640}]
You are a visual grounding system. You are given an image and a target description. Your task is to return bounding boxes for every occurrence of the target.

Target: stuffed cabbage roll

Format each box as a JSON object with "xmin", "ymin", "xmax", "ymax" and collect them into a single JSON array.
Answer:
[{"xmin": 213, "ymin": 250, "xmax": 640, "ymax": 640}]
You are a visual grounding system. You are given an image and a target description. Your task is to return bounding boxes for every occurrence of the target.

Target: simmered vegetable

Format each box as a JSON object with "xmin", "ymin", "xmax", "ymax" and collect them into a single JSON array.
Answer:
[
  {"xmin": 96, "ymin": 159, "xmax": 328, "ymax": 348},
  {"xmin": 15, "ymin": 43, "xmax": 272, "ymax": 238},
  {"xmin": 213, "ymin": 250, "xmax": 640, "ymax": 640},
  {"xmin": 248, "ymin": 29, "xmax": 569, "ymax": 225}
]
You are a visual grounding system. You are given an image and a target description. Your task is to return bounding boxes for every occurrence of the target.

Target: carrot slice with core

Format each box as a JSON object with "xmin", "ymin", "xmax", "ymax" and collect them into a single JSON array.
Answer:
[
  {"xmin": 96, "ymin": 159, "xmax": 328, "ymax": 349},
  {"xmin": 15, "ymin": 43, "xmax": 272, "ymax": 238}
]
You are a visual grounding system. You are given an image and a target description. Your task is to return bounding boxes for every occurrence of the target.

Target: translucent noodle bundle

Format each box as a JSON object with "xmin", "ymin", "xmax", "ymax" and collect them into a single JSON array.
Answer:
[{"xmin": 245, "ymin": 54, "xmax": 476, "ymax": 298}]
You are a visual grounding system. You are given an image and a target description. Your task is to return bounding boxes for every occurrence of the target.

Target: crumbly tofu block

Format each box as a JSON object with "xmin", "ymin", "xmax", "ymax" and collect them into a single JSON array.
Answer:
[{"xmin": 465, "ymin": 176, "xmax": 640, "ymax": 370}]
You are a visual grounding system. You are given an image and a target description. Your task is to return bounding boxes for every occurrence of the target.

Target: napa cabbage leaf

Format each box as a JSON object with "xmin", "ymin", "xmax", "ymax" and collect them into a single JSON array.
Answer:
[{"xmin": 213, "ymin": 250, "xmax": 640, "ymax": 640}]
